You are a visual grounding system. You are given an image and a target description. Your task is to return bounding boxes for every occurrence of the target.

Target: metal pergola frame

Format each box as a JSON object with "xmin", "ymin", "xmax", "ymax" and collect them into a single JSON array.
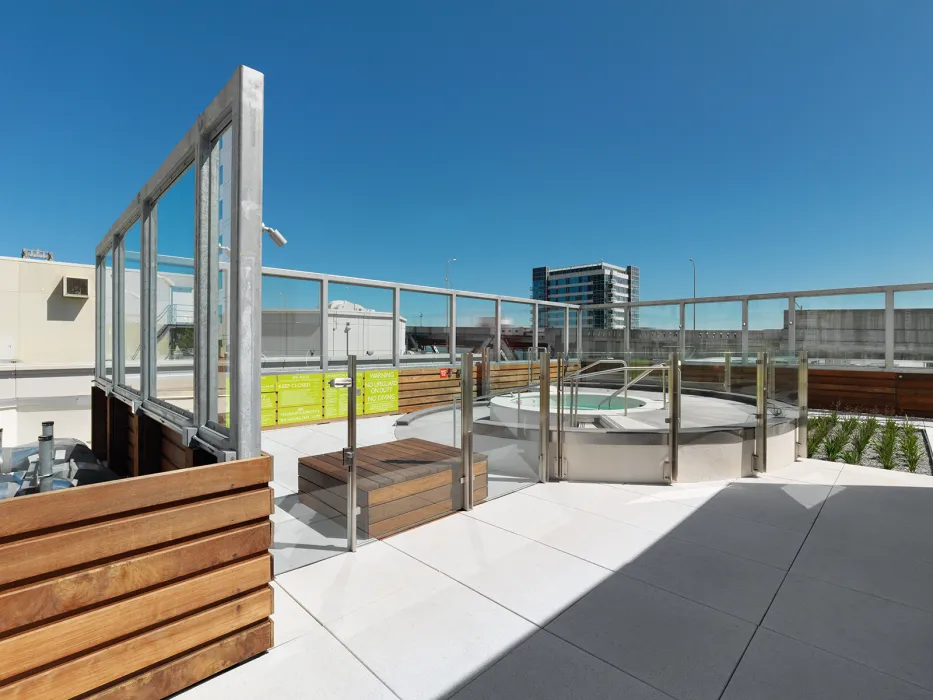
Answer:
[{"xmin": 94, "ymin": 66, "xmax": 264, "ymax": 459}]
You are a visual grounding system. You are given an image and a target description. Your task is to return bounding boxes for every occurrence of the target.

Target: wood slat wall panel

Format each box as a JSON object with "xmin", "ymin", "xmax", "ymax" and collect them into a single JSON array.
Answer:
[
  {"xmin": 0, "ymin": 522, "xmax": 271, "ymax": 636},
  {"xmin": 0, "ymin": 489, "xmax": 272, "ymax": 587},
  {"xmin": 0, "ymin": 456, "xmax": 275, "ymax": 700},
  {"xmin": 85, "ymin": 621, "xmax": 274, "ymax": 700},
  {"xmin": 0, "ymin": 457, "xmax": 271, "ymax": 539},
  {"xmin": 0, "ymin": 588, "xmax": 273, "ymax": 700},
  {"xmin": 0, "ymin": 555, "xmax": 271, "ymax": 684}
]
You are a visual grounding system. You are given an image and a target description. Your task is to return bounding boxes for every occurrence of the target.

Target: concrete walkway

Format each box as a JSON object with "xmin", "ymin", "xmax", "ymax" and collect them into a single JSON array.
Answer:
[{"xmin": 178, "ymin": 458, "xmax": 933, "ymax": 700}]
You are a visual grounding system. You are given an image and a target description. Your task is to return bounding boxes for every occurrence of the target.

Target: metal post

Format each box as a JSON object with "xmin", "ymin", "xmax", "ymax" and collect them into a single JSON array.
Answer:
[
  {"xmin": 787, "ymin": 296, "xmax": 796, "ymax": 356},
  {"xmin": 494, "ymin": 299, "xmax": 501, "ymax": 362},
  {"xmin": 667, "ymin": 351, "xmax": 680, "ymax": 482},
  {"xmin": 532, "ymin": 302, "xmax": 539, "ymax": 353},
  {"xmin": 229, "ymin": 67, "xmax": 264, "ymax": 458},
  {"xmin": 563, "ymin": 308, "xmax": 570, "ymax": 359},
  {"xmin": 756, "ymin": 351, "xmax": 768, "ymax": 473},
  {"xmin": 624, "ymin": 366, "xmax": 629, "ymax": 417},
  {"xmin": 885, "ymin": 289, "xmax": 895, "ymax": 370},
  {"xmin": 741, "ymin": 299, "xmax": 749, "ymax": 365},
  {"xmin": 624, "ymin": 304, "xmax": 631, "ymax": 353},
  {"xmin": 449, "ymin": 293, "xmax": 457, "ymax": 364},
  {"xmin": 539, "ymin": 350, "xmax": 550, "ymax": 482},
  {"xmin": 320, "ymin": 279, "xmax": 329, "ymax": 371},
  {"xmin": 392, "ymin": 286, "xmax": 401, "ymax": 368},
  {"xmin": 679, "ymin": 303, "xmax": 686, "ymax": 354},
  {"xmin": 194, "ymin": 130, "xmax": 212, "ymax": 425},
  {"xmin": 575, "ymin": 310, "xmax": 583, "ymax": 360},
  {"xmin": 145, "ymin": 203, "xmax": 159, "ymax": 398},
  {"xmin": 346, "ymin": 355, "xmax": 358, "ymax": 550},
  {"xmin": 460, "ymin": 352, "xmax": 474, "ymax": 510},
  {"xmin": 556, "ymin": 352, "xmax": 564, "ymax": 479},
  {"xmin": 797, "ymin": 350, "xmax": 808, "ymax": 461},
  {"xmin": 724, "ymin": 351, "xmax": 732, "ymax": 393}
]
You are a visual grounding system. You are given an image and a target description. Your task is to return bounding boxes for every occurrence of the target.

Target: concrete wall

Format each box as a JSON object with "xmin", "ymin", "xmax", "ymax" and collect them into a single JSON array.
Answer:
[
  {"xmin": 0, "ymin": 364, "xmax": 93, "ymax": 445},
  {"xmin": 0, "ymin": 257, "xmax": 96, "ymax": 365}
]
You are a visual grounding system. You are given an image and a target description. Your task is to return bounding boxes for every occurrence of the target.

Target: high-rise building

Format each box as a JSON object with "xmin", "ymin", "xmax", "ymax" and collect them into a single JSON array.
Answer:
[{"xmin": 531, "ymin": 262, "xmax": 640, "ymax": 329}]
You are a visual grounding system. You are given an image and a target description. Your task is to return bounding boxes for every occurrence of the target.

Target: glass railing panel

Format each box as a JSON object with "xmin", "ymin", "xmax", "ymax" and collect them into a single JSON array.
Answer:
[
  {"xmin": 538, "ymin": 305, "xmax": 566, "ymax": 357},
  {"xmin": 472, "ymin": 385, "xmax": 541, "ymax": 501},
  {"xmin": 683, "ymin": 301, "xmax": 743, "ymax": 360},
  {"xmin": 401, "ymin": 289, "xmax": 451, "ymax": 364},
  {"xmin": 630, "ymin": 305, "xmax": 681, "ymax": 364},
  {"xmin": 153, "ymin": 166, "xmax": 195, "ymax": 412},
  {"xmin": 501, "ymin": 301, "xmax": 535, "ymax": 361},
  {"xmin": 328, "ymin": 283, "xmax": 394, "ymax": 366},
  {"xmin": 213, "ymin": 125, "xmax": 233, "ymax": 423},
  {"xmin": 747, "ymin": 298, "xmax": 790, "ymax": 363},
  {"xmin": 121, "ymin": 221, "xmax": 142, "ymax": 390},
  {"xmin": 261, "ymin": 275, "xmax": 323, "ymax": 372},
  {"xmin": 893, "ymin": 290, "xmax": 933, "ymax": 369},
  {"xmin": 796, "ymin": 293, "xmax": 885, "ymax": 368},
  {"xmin": 456, "ymin": 296, "xmax": 495, "ymax": 360}
]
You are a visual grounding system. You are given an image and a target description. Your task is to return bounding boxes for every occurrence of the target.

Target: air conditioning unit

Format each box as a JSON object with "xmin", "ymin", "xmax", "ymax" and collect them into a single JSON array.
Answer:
[{"xmin": 63, "ymin": 276, "xmax": 90, "ymax": 299}]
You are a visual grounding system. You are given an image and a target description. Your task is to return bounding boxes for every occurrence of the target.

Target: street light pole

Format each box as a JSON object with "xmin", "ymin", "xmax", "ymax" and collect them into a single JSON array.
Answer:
[{"xmin": 688, "ymin": 258, "xmax": 696, "ymax": 330}]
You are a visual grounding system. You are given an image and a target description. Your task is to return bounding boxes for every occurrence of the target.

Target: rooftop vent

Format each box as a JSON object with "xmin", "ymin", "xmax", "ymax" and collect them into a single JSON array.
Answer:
[{"xmin": 63, "ymin": 276, "xmax": 89, "ymax": 299}]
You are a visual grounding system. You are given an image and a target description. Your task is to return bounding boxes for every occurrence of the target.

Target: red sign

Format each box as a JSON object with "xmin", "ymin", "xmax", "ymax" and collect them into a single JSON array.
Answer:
[{"xmin": 439, "ymin": 368, "xmax": 450, "ymax": 379}]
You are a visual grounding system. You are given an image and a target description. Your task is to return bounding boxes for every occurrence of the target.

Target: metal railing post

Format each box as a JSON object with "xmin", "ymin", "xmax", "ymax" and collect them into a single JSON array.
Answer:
[
  {"xmin": 756, "ymin": 351, "xmax": 768, "ymax": 473},
  {"xmin": 724, "ymin": 351, "xmax": 732, "ymax": 393},
  {"xmin": 347, "ymin": 354, "xmax": 358, "ymax": 551},
  {"xmin": 884, "ymin": 289, "xmax": 895, "ymax": 370},
  {"xmin": 460, "ymin": 352, "xmax": 474, "ymax": 510},
  {"xmin": 556, "ymin": 352, "xmax": 565, "ymax": 479},
  {"xmin": 539, "ymin": 350, "xmax": 550, "ymax": 482},
  {"xmin": 666, "ymin": 351, "xmax": 680, "ymax": 482},
  {"xmin": 797, "ymin": 350, "xmax": 808, "ymax": 460},
  {"xmin": 741, "ymin": 299, "xmax": 749, "ymax": 365}
]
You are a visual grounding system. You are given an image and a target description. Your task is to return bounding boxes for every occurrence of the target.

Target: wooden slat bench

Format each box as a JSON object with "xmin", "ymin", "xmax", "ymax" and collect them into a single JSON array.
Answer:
[{"xmin": 298, "ymin": 438, "xmax": 487, "ymax": 538}]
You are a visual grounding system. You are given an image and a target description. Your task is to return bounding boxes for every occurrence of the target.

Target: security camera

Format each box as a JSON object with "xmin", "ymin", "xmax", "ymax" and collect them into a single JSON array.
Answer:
[{"xmin": 262, "ymin": 223, "xmax": 287, "ymax": 248}]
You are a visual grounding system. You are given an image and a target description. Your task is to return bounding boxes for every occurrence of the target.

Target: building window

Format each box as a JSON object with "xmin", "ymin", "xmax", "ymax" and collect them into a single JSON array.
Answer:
[{"xmin": 218, "ymin": 199, "xmax": 223, "ymax": 220}]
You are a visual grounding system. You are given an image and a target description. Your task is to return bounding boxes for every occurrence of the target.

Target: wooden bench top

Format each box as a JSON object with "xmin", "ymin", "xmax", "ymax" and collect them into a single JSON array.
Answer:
[{"xmin": 298, "ymin": 438, "xmax": 487, "ymax": 492}]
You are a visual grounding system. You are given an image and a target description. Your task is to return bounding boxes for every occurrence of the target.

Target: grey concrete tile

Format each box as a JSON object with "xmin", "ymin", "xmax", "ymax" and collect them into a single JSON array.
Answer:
[
  {"xmin": 451, "ymin": 630, "xmax": 671, "ymax": 700},
  {"xmin": 823, "ymin": 482, "xmax": 933, "ymax": 531},
  {"xmin": 793, "ymin": 529, "xmax": 933, "ymax": 615},
  {"xmin": 804, "ymin": 501, "xmax": 933, "ymax": 566},
  {"xmin": 547, "ymin": 573, "xmax": 754, "ymax": 700},
  {"xmin": 667, "ymin": 508, "xmax": 805, "ymax": 570},
  {"xmin": 763, "ymin": 572, "xmax": 933, "ymax": 691},
  {"xmin": 722, "ymin": 628, "xmax": 933, "ymax": 700},
  {"xmin": 703, "ymin": 478, "xmax": 830, "ymax": 533},
  {"xmin": 623, "ymin": 537, "xmax": 786, "ymax": 624}
]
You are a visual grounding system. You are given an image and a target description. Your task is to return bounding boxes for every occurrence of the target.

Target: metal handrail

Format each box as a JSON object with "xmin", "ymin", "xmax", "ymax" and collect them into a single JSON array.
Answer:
[{"xmin": 597, "ymin": 364, "xmax": 666, "ymax": 410}]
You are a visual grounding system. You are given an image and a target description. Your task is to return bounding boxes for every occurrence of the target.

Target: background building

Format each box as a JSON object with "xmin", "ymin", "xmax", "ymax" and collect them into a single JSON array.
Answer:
[{"xmin": 532, "ymin": 262, "xmax": 639, "ymax": 329}]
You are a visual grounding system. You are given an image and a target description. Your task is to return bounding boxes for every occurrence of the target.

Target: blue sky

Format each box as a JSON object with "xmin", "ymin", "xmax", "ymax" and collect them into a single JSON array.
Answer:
[{"xmin": 2, "ymin": 1, "xmax": 931, "ymax": 310}]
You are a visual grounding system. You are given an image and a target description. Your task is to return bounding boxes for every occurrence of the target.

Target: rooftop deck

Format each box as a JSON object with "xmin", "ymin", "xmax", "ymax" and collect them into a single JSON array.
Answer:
[{"xmin": 179, "ymin": 427, "xmax": 933, "ymax": 700}]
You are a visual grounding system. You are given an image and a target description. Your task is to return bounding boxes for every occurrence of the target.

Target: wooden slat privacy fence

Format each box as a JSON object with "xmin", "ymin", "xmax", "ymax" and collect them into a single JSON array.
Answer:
[{"xmin": 0, "ymin": 456, "xmax": 274, "ymax": 700}]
